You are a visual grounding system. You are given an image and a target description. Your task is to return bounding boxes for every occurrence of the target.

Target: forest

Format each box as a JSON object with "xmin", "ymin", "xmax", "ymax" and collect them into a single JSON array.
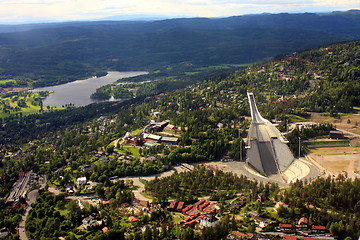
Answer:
[
  {"xmin": 0, "ymin": 40, "xmax": 359, "ymax": 239},
  {"xmin": 0, "ymin": 11, "xmax": 360, "ymax": 88},
  {"xmin": 280, "ymin": 177, "xmax": 360, "ymax": 239}
]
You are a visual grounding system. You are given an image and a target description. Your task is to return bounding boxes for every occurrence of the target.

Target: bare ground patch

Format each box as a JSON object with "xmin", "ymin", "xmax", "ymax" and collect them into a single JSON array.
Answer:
[
  {"xmin": 310, "ymin": 113, "xmax": 360, "ymax": 134},
  {"xmin": 308, "ymin": 146, "xmax": 360, "ymax": 178}
]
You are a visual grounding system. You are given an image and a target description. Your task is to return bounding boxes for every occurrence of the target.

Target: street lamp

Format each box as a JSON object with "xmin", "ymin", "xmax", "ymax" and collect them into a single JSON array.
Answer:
[
  {"xmin": 239, "ymin": 128, "xmax": 242, "ymax": 161},
  {"xmin": 298, "ymin": 136, "xmax": 301, "ymax": 159}
]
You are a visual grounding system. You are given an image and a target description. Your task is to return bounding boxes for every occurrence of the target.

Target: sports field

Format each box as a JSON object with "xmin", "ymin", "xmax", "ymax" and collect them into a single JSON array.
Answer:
[{"xmin": 308, "ymin": 144, "xmax": 360, "ymax": 178}]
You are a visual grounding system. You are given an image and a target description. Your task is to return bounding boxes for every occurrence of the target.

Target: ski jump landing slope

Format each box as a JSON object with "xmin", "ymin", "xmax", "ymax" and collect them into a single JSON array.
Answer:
[{"xmin": 246, "ymin": 92, "xmax": 294, "ymax": 176}]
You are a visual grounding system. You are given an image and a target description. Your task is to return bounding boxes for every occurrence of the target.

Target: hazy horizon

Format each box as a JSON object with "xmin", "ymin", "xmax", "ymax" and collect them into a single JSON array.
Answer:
[{"xmin": 0, "ymin": 0, "xmax": 359, "ymax": 24}]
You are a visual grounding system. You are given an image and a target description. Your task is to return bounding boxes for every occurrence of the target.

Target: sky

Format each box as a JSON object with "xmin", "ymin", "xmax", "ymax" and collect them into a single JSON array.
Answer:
[{"xmin": 0, "ymin": 0, "xmax": 359, "ymax": 24}]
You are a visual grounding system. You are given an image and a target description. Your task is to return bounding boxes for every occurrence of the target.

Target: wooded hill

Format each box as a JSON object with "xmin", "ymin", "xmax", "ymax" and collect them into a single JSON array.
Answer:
[
  {"xmin": 1, "ymin": 38, "xmax": 360, "ymax": 240},
  {"xmin": 0, "ymin": 10, "xmax": 360, "ymax": 87}
]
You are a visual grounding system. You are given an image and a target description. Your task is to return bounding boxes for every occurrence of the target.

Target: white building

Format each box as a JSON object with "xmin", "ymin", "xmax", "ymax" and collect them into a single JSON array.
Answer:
[
  {"xmin": 77, "ymin": 177, "xmax": 87, "ymax": 185},
  {"xmin": 200, "ymin": 214, "xmax": 219, "ymax": 228}
]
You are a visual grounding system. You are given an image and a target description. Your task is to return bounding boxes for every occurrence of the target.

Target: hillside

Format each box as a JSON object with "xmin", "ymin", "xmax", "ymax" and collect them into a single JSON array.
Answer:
[
  {"xmin": 1, "ymin": 40, "xmax": 360, "ymax": 240},
  {"xmin": 0, "ymin": 10, "xmax": 360, "ymax": 87}
]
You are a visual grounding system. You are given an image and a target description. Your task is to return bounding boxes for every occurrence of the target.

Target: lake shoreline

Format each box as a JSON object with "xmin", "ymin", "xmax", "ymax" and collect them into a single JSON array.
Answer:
[{"xmin": 32, "ymin": 71, "xmax": 148, "ymax": 108}]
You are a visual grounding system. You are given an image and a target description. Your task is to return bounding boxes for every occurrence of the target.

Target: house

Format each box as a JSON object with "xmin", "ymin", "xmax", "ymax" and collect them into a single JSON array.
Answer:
[
  {"xmin": 199, "ymin": 214, "xmax": 219, "ymax": 228},
  {"xmin": 184, "ymin": 219, "xmax": 197, "ymax": 228},
  {"xmin": 151, "ymin": 111, "xmax": 161, "ymax": 117},
  {"xmin": 81, "ymin": 164, "xmax": 91, "ymax": 171},
  {"xmin": 109, "ymin": 176, "xmax": 119, "ymax": 181},
  {"xmin": 168, "ymin": 201, "xmax": 177, "ymax": 211},
  {"xmin": 275, "ymin": 201, "xmax": 289, "ymax": 211},
  {"xmin": 176, "ymin": 201, "xmax": 185, "ymax": 212},
  {"xmin": 165, "ymin": 124, "xmax": 178, "ymax": 131},
  {"xmin": 329, "ymin": 130, "xmax": 344, "ymax": 139},
  {"xmin": 194, "ymin": 199, "xmax": 206, "ymax": 209},
  {"xmin": 282, "ymin": 235, "xmax": 296, "ymax": 240},
  {"xmin": 77, "ymin": 177, "xmax": 87, "ymax": 185},
  {"xmin": 185, "ymin": 206, "xmax": 198, "ymax": 216},
  {"xmin": 312, "ymin": 225, "xmax": 326, "ymax": 234},
  {"xmin": 128, "ymin": 216, "xmax": 139, "ymax": 222},
  {"xmin": 161, "ymin": 136, "xmax": 179, "ymax": 145},
  {"xmin": 143, "ymin": 133, "xmax": 162, "ymax": 142},
  {"xmin": 199, "ymin": 201, "xmax": 210, "ymax": 211},
  {"xmin": 80, "ymin": 216, "xmax": 101, "ymax": 230},
  {"xmin": 182, "ymin": 204, "xmax": 193, "ymax": 214},
  {"xmin": 297, "ymin": 217, "xmax": 309, "ymax": 228},
  {"xmin": 227, "ymin": 231, "xmax": 254, "ymax": 240},
  {"xmin": 66, "ymin": 187, "xmax": 74, "ymax": 195},
  {"xmin": 254, "ymin": 216, "xmax": 269, "ymax": 229},
  {"xmin": 0, "ymin": 228, "xmax": 10, "ymax": 238},
  {"xmin": 279, "ymin": 223, "xmax": 293, "ymax": 231}
]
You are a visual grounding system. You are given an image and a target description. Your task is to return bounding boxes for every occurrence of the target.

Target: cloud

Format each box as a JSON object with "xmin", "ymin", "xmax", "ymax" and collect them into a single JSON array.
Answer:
[{"xmin": 0, "ymin": 0, "xmax": 359, "ymax": 23}]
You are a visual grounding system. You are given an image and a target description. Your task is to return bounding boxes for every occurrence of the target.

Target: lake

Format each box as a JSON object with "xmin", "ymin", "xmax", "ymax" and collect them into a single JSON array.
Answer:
[{"xmin": 32, "ymin": 71, "xmax": 148, "ymax": 108}]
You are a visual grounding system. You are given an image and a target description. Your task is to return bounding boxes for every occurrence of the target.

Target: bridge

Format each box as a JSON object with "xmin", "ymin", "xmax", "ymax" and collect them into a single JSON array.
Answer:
[{"xmin": 246, "ymin": 92, "xmax": 294, "ymax": 178}]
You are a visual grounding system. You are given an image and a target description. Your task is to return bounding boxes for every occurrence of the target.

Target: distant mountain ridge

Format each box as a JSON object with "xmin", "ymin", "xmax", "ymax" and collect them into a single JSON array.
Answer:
[
  {"xmin": 0, "ymin": 10, "xmax": 359, "ymax": 34},
  {"xmin": 0, "ymin": 10, "xmax": 359, "ymax": 87}
]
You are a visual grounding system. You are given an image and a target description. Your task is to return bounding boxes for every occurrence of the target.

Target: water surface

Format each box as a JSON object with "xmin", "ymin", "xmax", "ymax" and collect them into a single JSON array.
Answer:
[{"xmin": 32, "ymin": 71, "xmax": 147, "ymax": 108}]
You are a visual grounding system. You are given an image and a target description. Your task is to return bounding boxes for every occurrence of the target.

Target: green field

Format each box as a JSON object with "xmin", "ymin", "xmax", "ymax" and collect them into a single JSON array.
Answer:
[
  {"xmin": 130, "ymin": 128, "xmax": 143, "ymax": 135},
  {"xmin": 0, "ymin": 92, "xmax": 54, "ymax": 119},
  {"xmin": 118, "ymin": 146, "xmax": 141, "ymax": 158},
  {"xmin": 304, "ymin": 140, "xmax": 349, "ymax": 146},
  {"xmin": 0, "ymin": 79, "xmax": 16, "ymax": 85},
  {"xmin": 286, "ymin": 114, "xmax": 308, "ymax": 122}
]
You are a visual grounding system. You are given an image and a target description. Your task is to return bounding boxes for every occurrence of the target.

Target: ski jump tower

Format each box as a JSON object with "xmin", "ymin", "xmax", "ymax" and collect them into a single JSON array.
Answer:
[{"xmin": 246, "ymin": 92, "xmax": 294, "ymax": 176}]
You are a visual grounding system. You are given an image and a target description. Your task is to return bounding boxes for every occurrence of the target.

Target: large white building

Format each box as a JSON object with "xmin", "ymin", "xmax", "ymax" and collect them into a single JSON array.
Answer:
[{"xmin": 246, "ymin": 92, "xmax": 294, "ymax": 177}]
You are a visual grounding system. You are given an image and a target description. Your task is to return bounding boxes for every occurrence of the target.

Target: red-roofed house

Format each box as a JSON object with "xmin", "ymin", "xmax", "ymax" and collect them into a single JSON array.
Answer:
[
  {"xmin": 297, "ymin": 217, "xmax": 309, "ymax": 228},
  {"xmin": 176, "ymin": 201, "xmax": 185, "ymax": 211},
  {"xmin": 227, "ymin": 231, "xmax": 255, "ymax": 240},
  {"xmin": 312, "ymin": 225, "xmax": 326, "ymax": 233},
  {"xmin": 128, "ymin": 216, "xmax": 139, "ymax": 222},
  {"xmin": 279, "ymin": 223, "xmax": 293, "ymax": 231},
  {"xmin": 199, "ymin": 201, "xmax": 210, "ymax": 211},
  {"xmin": 182, "ymin": 205, "xmax": 193, "ymax": 214},
  {"xmin": 282, "ymin": 235, "xmax": 296, "ymax": 240},
  {"xmin": 168, "ymin": 201, "xmax": 177, "ymax": 211},
  {"xmin": 194, "ymin": 199, "xmax": 206, "ymax": 208}
]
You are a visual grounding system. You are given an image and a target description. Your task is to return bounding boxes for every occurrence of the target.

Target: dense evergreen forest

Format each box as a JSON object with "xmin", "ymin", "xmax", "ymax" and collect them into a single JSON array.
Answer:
[
  {"xmin": 0, "ymin": 10, "xmax": 360, "ymax": 87},
  {"xmin": 281, "ymin": 177, "xmax": 360, "ymax": 239},
  {"xmin": 145, "ymin": 166, "xmax": 278, "ymax": 202},
  {"xmin": 0, "ymin": 40, "xmax": 360, "ymax": 239}
]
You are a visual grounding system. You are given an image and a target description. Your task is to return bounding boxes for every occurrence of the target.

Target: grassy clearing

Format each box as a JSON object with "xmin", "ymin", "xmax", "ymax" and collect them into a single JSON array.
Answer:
[
  {"xmin": 286, "ymin": 114, "xmax": 308, "ymax": 122},
  {"xmin": 305, "ymin": 140, "xmax": 349, "ymax": 146},
  {"xmin": 118, "ymin": 146, "xmax": 141, "ymax": 158},
  {"xmin": 195, "ymin": 63, "xmax": 253, "ymax": 71},
  {"xmin": 130, "ymin": 128, "xmax": 143, "ymax": 135},
  {"xmin": 57, "ymin": 208, "xmax": 70, "ymax": 216}
]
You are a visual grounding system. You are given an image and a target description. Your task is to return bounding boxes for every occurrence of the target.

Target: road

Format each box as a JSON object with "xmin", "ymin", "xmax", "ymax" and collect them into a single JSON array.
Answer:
[
  {"xmin": 120, "ymin": 165, "xmax": 192, "ymax": 202},
  {"xmin": 336, "ymin": 128, "xmax": 360, "ymax": 138},
  {"xmin": 18, "ymin": 175, "xmax": 46, "ymax": 240}
]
